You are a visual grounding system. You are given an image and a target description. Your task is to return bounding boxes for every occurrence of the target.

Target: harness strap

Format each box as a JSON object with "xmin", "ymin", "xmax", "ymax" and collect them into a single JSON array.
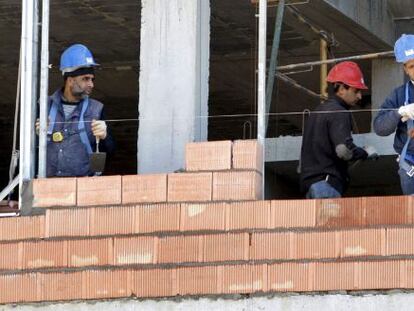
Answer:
[
  {"xmin": 47, "ymin": 101, "xmax": 58, "ymax": 135},
  {"xmin": 399, "ymin": 82, "xmax": 414, "ymax": 176},
  {"xmin": 48, "ymin": 97, "xmax": 93, "ymax": 155},
  {"xmin": 78, "ymin": 98, "xmax": 93, "ymax": 155}
]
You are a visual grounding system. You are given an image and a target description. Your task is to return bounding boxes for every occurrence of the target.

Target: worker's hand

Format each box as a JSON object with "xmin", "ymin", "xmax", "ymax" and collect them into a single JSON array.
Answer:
[
  {"xmin": 364, "ymin": 145, "xmax": 379, "ymax": 160},
  {"xmin": 409, "ymin": 128, "xmax": 414, "ymax": 139},
  {"xmin": 35, "ymin": 118, "xmax": 49, "ymax": 135},
  {"xmin": 398, "ymin": 103, "xmax": 414, "ymax": 122},
  {"xmin": 91, "ymin": 119, "xmax": 107, "ymax": 140},
  {"xmin": 35, "ymin": 119, "xmax": 40, "ymax": 135}
]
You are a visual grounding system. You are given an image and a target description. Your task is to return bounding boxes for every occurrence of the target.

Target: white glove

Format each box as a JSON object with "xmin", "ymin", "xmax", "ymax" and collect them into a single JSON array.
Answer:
[
  {"xmin": 35, "ymin": 119, "xmax": 40, "ymax": 135},
  {"xmin": 398, "ymin": 103, "xmax": 414, "ymax": 122},
  {"xmin": 91, "ymin": 119, "xmax": 107, "ymax": 140},
  {"xmin": 364, "ymin": 145, "xmax": 378, "ymax": 160},
  {"xmin": 35, "ymin": 118, "xmax": 50, "ymax": 135}
]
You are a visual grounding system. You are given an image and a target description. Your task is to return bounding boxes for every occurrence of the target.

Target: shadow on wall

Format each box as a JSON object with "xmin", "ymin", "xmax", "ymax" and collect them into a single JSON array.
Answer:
[{"xmin": 265, "ymin": 156, "xmax": 401, "ymax": 200}]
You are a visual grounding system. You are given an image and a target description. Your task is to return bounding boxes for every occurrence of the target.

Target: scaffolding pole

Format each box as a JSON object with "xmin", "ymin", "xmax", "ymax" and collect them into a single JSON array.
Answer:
[
  {"xmin": 257, "ymin": 0, "xmax": 267, "ymax": 200},
  {"xmin": 277, "ymin": 51, "xmax": 394, "ymax": 71},
  {"xmin": 265, "ymin": 0, "xmax": 285, "ymax": 131},
  {"xmin": 276, "ymin": 72, "xmax": 325, "ymax": 99},
  {"xmin": 38, "ymin": 0, "xmax": 50, "ymax": 178},
  {"xmin": 320, "ymin": 38, "xmax": 328, "ymax": 98},
  {"xmin": 19, "ymin": 0, "xmax": 38, "ymax": 213}
]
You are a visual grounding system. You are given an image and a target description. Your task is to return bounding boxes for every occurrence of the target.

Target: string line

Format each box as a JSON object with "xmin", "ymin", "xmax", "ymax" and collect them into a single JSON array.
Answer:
[{"xmin": 49, "ymin": 108, "xmax": 398, "ymax": 125}]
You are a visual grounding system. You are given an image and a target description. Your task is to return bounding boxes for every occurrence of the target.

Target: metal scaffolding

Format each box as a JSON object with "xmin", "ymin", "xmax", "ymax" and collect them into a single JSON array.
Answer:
[
  {"xmin": 19, "ymin": 0, "xmax": 39, "ymax": 214},
  {"xmin": 257, "ymin": 0, "xmax": 267, "ymax": 200}
]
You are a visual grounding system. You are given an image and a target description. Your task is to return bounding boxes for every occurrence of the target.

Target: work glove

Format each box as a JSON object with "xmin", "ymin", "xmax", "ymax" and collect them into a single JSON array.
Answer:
[
  {"xmin": 91, "ymin": 119, "xmax": 107, "ymax": 140},
  {"xmin": 335, "ymin": 144, "xmax": 353, "ymax": 161},
  {"xmin": 35, "ymin": 118, "xmax": 50, "ymax": 135},
  {"xmin": 35, "ymin": 119, "xmax": 40, "ymax": 135},
  {"xmin": 398, "ymin": 103, "xmax": 414, "ymax": 122},
  {"xmin": 364, "ymin": 145, "xmax": 379, "ymax": 160}
]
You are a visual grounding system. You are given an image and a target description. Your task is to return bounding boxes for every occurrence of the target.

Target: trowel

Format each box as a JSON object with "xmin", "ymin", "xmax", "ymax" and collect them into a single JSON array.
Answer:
[{"xmin": 89, "ymin": 137, "xmax": 106, "ymax": 176}]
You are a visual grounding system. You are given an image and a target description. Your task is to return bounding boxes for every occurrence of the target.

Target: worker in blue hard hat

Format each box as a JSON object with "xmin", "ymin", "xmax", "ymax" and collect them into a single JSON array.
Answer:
[
  {"xmin": 36, "ymin": 44, "xmax": 115, "ymax": 177},
  {"xmin": 374, "ymin": 34, "xmax": 414, "ymax": 194}
]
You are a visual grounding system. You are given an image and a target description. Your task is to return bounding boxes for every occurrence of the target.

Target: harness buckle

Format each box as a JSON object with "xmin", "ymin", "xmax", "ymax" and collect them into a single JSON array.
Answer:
[
  {"xmin": 52, "ymin": 131, "xmax": 64, "ymax": 142},
  {"xmin": 407, "ymin": 166, "xmax": 414, "ymax": 177}
]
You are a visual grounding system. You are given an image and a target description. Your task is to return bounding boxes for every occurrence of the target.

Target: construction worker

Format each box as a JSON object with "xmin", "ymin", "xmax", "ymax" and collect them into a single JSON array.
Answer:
[
  {"xmin": 36, "ymin": 44, "xmax": 114, "ymax": 177},
  {"xmin": 374, "ymin": 34, "xmax": 414, "ymax": 195},
  {"xmin": 300, "ymin": 61, "xmax": 375, "ymax": 199}
]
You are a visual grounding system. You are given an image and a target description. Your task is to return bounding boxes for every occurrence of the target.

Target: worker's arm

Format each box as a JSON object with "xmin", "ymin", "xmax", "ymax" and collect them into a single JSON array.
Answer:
[
  {"xmin": 373, "ymin": 88, "xmax": 404, "ymax": 136},
  {"xmin": 93, "ymin": 109, "xmax": 115, "ymax": 154},
  {"xmin": 328, "ymin": 112, "xmax": 368, "ymax": 161}
]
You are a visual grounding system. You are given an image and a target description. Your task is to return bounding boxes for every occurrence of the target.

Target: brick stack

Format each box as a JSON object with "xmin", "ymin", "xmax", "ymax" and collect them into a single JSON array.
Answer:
[{"xmin": 0, "ymin": 140, "xmax": 413, "ymax": 304}]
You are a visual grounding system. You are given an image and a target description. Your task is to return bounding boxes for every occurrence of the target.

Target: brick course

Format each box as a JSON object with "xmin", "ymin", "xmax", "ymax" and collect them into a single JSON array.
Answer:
[
  {"xmin": 185, "ymin": 140, "xmax": 232, "ymax": 171},
  {"xmin": 168, "ymin": 173, "xmax": 212, "ymax": 202},
  {"xmin": 232, "ymin": 139, "xmax": 263, "ymax": 173},
  {"xmin": 213, "ymin": 171, "xmax": 262, "ymax": 201},
  {"xmin": 77, "ymin": 176, "xmax": 122, "ymax": 206},
  {"xmin": 33, "ymin": 177, "xmax": 77, "ymax": 208},
  {"xmin": 122, "ymin": 174, "xmax": 167, "ymax": 204}
]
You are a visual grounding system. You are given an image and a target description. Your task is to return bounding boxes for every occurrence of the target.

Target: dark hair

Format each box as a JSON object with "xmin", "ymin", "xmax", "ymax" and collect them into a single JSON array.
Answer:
[
  {"xmin": 63, "ymin": 67, "xmax": 95, "ymax": 82},
  {"xmin": 329, "ymin": 82, "xmax": 350, "ymax": 95}
]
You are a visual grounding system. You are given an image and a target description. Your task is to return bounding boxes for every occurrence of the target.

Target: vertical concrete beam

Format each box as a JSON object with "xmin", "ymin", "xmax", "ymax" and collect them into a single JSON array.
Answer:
[
  {"xmin": 138, "ymin": 0, "xmax": 210, "ymax": 173},
  {"xmin": 371, "ymin": 59, "xmax": 404, "ymax": 130}
]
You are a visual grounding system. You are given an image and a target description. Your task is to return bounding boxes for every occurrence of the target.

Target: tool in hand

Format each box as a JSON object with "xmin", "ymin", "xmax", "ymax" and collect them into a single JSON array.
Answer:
[{"xmin": 89, "ymin": 137, "xmax": 106, "ymax": 175}]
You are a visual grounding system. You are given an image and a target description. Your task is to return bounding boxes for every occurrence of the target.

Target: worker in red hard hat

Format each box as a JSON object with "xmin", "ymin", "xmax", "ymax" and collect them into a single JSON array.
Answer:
[{"xmin": 300, "ymin": 61, "xmax": 376, "ymax": 198}]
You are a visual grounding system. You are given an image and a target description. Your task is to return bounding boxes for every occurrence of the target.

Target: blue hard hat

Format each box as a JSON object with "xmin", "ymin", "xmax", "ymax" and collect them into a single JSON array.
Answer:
[
  {"xmin": 394, "ymin": 34, "xmax": 414, "ymax": 63},
  {"xmin": 59, "ymin": 44, "xmax": 99, "ymax": 74}
]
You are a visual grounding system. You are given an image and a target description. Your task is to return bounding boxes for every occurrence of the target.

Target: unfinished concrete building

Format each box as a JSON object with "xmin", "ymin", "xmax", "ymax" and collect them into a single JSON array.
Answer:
[
  {"xmin": 0, "ymin": 0, "xmax": 411, "ymax": 199},
  {"xmin": 1, "ymin": 0, "xmax": 414, "ymax": 309}
]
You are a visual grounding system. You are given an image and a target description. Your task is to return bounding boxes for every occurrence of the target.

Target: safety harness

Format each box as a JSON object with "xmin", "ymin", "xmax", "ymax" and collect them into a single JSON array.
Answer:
[
  {"xmin": 399, "ymin": 81, "xmax": 414, "ymax": 177},
  {"xmin": 47, "ymin": 97, "xmax": 93, "ymax": 155}
]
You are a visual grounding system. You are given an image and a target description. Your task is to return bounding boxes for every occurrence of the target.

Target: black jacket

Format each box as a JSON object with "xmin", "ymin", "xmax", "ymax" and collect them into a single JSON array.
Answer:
[{"xmin": 300, "ymin": 96, "xmax": 367, "ymax": 194}]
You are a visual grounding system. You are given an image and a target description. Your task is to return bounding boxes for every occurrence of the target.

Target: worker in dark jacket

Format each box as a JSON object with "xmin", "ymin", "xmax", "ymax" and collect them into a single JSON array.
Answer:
[
  {"xmin": 37, "ymin": 44, "xmax": 115, "ymax": 177},
  {"xmin": 300, "ymin": 61, "xmax": 374, "ymax": 198},
  {"xmin": 374, "ymin": 34, "xmax": 414, "ymax": 194}
]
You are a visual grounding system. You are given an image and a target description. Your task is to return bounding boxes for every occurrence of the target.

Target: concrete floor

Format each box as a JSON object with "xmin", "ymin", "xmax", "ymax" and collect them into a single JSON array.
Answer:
[{"xmin": 4, "ymin": 292, "xmax": 414, "ymax": 310}]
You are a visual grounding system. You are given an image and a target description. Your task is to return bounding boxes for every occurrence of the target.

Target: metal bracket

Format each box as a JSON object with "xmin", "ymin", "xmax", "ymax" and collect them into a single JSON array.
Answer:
[
  {"xmin": 282, "ymin": 65, "xmax": 314, "ymax": 76},
  {"xmin": 243, "ymin": 121, "xmax": 253, "ymax": 139},
  {"xmin": 0, "ymin": 175, "xmax": 19, "ymax": 202},
  {"xmin": 267, "ymin": 0, "xmax": 310, "ymax": 7},
  {"xmin": 19, "ymin": 179, "xmax": 33, "ymax": 216}
]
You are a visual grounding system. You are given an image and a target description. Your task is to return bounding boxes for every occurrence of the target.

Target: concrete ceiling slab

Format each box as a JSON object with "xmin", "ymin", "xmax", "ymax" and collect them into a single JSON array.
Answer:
[{"xmin": 388, "ymin": 0, "xmax": 414, "ymax": 18}]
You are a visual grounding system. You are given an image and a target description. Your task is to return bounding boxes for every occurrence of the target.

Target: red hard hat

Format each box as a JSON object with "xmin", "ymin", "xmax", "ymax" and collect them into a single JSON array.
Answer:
[{"xmin": 326, "ymin": 61, "xmax": 368, "ymax": 90}]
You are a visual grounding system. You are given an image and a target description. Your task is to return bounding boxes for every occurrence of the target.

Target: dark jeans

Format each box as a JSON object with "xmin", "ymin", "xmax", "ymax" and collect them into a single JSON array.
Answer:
[{"xmin": 306, "ymin": 180, "xmax": 341, "ymax": 199}]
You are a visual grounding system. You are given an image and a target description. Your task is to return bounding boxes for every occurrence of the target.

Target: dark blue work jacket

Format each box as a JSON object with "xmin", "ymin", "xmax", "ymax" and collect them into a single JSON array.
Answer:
[
  {"xmin": 373, "ymin": 82, "xmax": 414, "ymax": 155},
  {"xmin": 46, "ymin": 89, "xmax": 114, "ymax": 177}
]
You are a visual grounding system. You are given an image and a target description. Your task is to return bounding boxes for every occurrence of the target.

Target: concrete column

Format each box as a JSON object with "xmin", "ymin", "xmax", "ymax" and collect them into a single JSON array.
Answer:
[
  {"xmin": 138, "ymin": 0, "xmax": 210, "ymax": 173},
  {"xmin": 371, "ymin": 59, "xmax": 404, "ymax": 130}
]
